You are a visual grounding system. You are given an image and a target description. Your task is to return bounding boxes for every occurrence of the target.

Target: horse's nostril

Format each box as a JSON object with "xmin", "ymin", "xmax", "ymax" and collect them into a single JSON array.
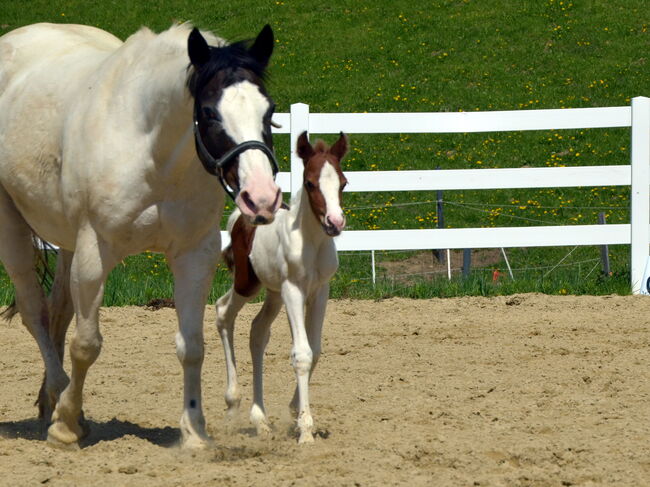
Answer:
[
  {"xmin": 253, "ymin": 215, "xmax": 269, "ymax": 225},
  {"xmin": 240, "ymin": 191, "xmax": 257, "ymax": 214}
]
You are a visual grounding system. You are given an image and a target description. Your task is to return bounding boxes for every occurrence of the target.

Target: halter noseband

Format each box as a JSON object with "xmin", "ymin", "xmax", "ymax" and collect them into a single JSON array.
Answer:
[{"xmin": 192, "ymin": 106, "xmax": 279, "ymax": 202}]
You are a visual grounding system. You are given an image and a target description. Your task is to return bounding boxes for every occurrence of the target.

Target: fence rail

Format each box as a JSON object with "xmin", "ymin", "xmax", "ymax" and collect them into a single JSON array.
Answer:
[{"xmin": 220, "ymin": 97, "xmax": 650, "ymax": 293}]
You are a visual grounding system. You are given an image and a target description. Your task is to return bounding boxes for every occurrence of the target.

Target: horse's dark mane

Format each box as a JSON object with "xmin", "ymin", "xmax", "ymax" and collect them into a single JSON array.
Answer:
[{"xmin": 187, "ymin": 40, "xmax": 268, "ymax": 97}]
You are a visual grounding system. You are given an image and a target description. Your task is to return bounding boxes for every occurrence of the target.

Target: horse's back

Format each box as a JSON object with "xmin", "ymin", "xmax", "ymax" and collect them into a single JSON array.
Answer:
[{"xmin": 0, "ymin": 23, "xmax": 121, "ymax": 92}]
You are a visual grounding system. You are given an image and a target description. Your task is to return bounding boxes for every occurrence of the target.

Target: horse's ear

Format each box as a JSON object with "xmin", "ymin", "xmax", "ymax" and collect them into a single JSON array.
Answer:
[
  {"xmin": 330, "ymin": 132, "xmax": 349, "ymax": 161},
  {"xmin": 249, "ymin": 24, "xmax": 274, "ymax": 69},
  {"xmin": 188, "ymin": 28, "xmax": 211, "ymax": 68},
  {"xmin": 296, "ymin": 131, "xmax": 314, "ymax": 163}
]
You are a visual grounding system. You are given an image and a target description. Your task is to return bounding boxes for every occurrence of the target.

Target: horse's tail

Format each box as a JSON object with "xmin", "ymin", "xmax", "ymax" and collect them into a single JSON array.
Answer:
[{"xmin": 1, "ymin": 236, "xmax": 56, "ymax": 322}]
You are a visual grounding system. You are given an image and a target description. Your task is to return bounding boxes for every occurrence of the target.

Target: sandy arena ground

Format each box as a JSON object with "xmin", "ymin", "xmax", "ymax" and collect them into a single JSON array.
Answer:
[{"xmin": 1, "ymin": 294, "xmax": 649, "ymax": 486}]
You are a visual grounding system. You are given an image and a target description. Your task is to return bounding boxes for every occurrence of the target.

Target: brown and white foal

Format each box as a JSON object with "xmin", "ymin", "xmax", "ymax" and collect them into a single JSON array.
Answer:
[{"xmin": 216, "ymin": 131, "xmax": 348, "ymax": 443}]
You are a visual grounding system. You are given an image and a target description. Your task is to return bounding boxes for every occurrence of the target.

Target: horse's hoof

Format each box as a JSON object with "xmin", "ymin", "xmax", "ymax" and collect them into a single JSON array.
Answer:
[
  {"xmin": 47, "ymin": 436, "xmax": 81, "ymax": 451},
  {"xmin": 47, "ymin": 426, "xmax": 81, "ymax": 450},
  {"xmin": 47, "ymin": 419, "xmax": 84, "ymax": 448},
  {"xmin": 298, "ymin": 431, "xmax": 314, "ymax": 444},
  {"xmin": 181, "ymin": 434, "xmax": 213, "ymax": 450}
]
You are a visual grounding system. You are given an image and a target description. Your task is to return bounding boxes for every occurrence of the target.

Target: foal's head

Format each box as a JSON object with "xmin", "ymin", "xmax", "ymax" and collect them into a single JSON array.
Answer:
[
  {"xmin": 187, "ymin": 26, "xmax": 281, "ymax": 225},
  {"xmin": 296, "ymin": 131, "xmax": 349, "ymax": 237}
]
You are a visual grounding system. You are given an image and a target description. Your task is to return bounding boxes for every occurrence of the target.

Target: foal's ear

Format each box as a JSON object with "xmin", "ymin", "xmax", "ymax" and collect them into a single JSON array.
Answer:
[
  {"xmin": 188, "ymin": 28, "xmax": 211, "ymax": 67},
  {"xmin": 296, "ymin": 131, "xmax": 314, "ymax": 162},
  {"xmin": 330, "ymin": 132, "xmax": 349, "ymax": 161},
  {"xmin": 249, "ymin": 24, "xmax": 274, "ymax": 69}
]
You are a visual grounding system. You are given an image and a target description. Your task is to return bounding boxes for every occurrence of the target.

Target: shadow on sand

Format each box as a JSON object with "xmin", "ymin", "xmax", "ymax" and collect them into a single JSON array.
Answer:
[{"xmin": 0, "ymin": 416, "xmax": 179, "ymax": 448}]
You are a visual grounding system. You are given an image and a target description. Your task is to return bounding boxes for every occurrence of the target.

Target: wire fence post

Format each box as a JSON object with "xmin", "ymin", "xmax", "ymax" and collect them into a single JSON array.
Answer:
[
  {"xmin": 462, "ymin": 248, "xmax": 472, "ymax": 278},
  {"xmin": 433, "ymin": 168, "xmax": 445, "ymax": 266},
  {"xmin": 598, "ymin": 212, "xmax": 611, "ymax": 276},
  {"xmin": 500, "ymin": 248, "xmax": 515, "ymax": 280}
]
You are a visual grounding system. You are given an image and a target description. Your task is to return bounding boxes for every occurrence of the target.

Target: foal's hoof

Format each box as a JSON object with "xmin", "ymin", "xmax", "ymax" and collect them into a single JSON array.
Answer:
[{"xmin": 254, "ymin": 420, "xmax": 273, "ymax": 437}]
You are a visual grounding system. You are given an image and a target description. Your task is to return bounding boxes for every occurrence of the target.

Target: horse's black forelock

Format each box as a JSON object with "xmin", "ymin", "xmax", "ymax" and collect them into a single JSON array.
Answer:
[{"xmin": 186, "ymin": 40, "xmax": 268, "ymax": 98}]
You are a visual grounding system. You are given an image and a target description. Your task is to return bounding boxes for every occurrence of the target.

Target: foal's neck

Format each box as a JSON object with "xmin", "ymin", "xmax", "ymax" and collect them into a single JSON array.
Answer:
[{"xmin": 291, "ymin": 188, "xmax": 329, "ymax": 244}]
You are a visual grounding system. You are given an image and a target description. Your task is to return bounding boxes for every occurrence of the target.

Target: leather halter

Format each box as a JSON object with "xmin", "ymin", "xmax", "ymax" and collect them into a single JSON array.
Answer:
[{"xmin": 192, "ymin": 105, "xmax": 279, "ymax": 202}]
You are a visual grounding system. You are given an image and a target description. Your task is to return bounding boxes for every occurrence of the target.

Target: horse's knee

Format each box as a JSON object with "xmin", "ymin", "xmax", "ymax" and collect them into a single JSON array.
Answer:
[
  {"xmin": 175, "ymin": 332, "xmax": 204, "ymax": 366},
  {"xmin": 291, "ymin": 348, "xmax": 313, "ymax": 376},
  {"xmin": 69, "ymin": 333, "xmax": 102, "ymax": 366}
]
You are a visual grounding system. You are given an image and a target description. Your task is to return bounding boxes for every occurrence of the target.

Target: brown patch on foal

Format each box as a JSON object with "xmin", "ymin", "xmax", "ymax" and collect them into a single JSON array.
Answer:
[
  {"xmin": 224, "ymin": 202, "xmax": 289, "ymax": 297},
  {"xmin": 223, "ymin": 216, "xmax": 261, "ymax": 298}
]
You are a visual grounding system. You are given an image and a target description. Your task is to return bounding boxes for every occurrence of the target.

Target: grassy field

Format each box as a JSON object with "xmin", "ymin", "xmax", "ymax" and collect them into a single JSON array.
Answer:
[{"xmin": 0, "ymin": 0, "xmax": 648, "ymax": 303}]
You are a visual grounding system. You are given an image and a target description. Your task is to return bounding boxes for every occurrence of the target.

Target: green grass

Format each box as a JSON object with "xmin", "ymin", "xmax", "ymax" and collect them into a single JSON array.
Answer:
[{"xmin": 0, "ymin": 0, "xmax": 648, "ymax": 303}]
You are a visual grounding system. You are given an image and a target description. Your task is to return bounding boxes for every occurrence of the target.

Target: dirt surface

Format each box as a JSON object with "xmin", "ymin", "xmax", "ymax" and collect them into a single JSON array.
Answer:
[{"xmin": 1, "ymin": 295, "xmax": 649, "ymax": 486}]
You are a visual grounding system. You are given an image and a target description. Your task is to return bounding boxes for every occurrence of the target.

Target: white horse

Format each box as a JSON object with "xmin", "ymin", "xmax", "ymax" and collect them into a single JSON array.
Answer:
[
  {"xmin": 0, "ymin": 22, "xmax": 282, "ymax": 448},
  {"xmin": 216, "ymin": 131, "xmax": 348, "ymax": 443}
]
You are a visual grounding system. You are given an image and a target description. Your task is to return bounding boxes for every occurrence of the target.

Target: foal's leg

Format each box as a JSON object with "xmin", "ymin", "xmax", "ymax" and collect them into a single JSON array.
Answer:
[
  {"xmin": 290, "ymin": 284, "xmax": 328, "ymax": 417},
  {"xmin": 168, "ymin": 235, "xmax": 220, "ymax": 449},
  {"xmin": 215, "ymin": 288, "xmax": 251, "ymax": 415},
  {"xmin": 0, "ymin": 188, "xmax": 68, "ymax": 424},
  {"xmin": 48, "ymin": 227, "xmax": 116, "ymax": 447},
  {"xmin": 281, "ymin": 281, "xmax": 314, "ymax": 444},
  {"xmin": 249, "ymin": 290, "xmax": 282, "ymax": 434},
  {"xmin": 38, "ymin": 250, "xmax": 74, "ymax": 420}
]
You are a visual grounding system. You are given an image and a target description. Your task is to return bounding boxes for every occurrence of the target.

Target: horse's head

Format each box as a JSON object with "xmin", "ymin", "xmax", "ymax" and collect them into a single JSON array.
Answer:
[
  {"xmin": 296, "ymin": 131, "xmax": 349, "ymax": 237},
  {"xmin": 187, "ymin": 25, "xmax": 281, "ymax": 225}
]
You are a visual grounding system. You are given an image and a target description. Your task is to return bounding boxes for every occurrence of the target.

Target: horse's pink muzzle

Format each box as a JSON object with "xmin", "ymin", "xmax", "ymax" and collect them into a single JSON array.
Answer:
[{"xmin": 236, "ymin": 181, "xmax": 282, "ymax": 225}]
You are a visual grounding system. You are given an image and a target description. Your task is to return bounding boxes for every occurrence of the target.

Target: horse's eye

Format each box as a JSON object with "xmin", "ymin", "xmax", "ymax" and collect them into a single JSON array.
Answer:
[
  {"xmin": 341, "ymin": 180, "xmax": 348, "ymax": 191},
  {"xmin": 305, "ymin": 180, "xmax": 315, "ymax": 191},
  {"xmin": 202, "ymin": 107, "xmax": 218, "ymax": 121}
]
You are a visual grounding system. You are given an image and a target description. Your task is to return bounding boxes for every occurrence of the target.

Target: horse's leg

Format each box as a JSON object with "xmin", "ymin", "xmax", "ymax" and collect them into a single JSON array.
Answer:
[
  {"xmin": 167, "ymin": 236, "xmax": 219, "ymax": 449},
  {"xmin": 38, "ymin": 250, "xmax": 74, "ymax": 420},
  {"xmin": 249, "ymin": 290, "xmax": 282, "ymax": 435},
  {"xmin": 0, "ymin": 187, "xmax": 68, "ymax": 424},
  {"xmin": 47, "ymin": 227, "xmax": 115, "ymax": 447},
  {"xmin": 289, "ymin": 284, "xmax": 328, "ymax": 419},
  {"xmin": 281, "ymin": 281, "xmax": 314, "ymax": 444},
  {"xmin": 215, "ymin": 288, "xmax": 250, "ymax": 415}
]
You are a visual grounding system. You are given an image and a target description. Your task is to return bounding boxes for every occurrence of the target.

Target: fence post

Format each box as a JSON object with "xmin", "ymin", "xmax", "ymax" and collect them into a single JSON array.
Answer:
[
  {"xmin": 630, "ymin": 96, "xmax": 650, "ymax": 294},
  {"xmin": 290, "ymin": 103, "xmax": 310, "ymax": 198}
]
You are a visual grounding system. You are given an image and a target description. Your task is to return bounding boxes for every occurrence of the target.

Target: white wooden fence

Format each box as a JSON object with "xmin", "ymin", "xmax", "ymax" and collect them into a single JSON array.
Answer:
[{"xmin": 223, "ymin": 97, "xmax": 650, "ymax": 294}]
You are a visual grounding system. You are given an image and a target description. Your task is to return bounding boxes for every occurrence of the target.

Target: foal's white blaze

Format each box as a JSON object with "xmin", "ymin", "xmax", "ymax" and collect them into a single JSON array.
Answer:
[
  {"xmin": 218, "ymin": 81, "xmax": 280, "ymax": 221},
  {"xmin": 319, "ymin": 161, "xmax": 345, "ymax": 232}
]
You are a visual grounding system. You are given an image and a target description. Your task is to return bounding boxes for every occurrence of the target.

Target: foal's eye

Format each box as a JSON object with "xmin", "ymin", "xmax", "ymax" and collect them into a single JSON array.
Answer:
[
  {"xmin": 340, "ymin": 181, "xmax": 348, "ymax": 191},
  {"xmin": 305, "ymin": 180, "xmax": 316, "ymax": 191}
]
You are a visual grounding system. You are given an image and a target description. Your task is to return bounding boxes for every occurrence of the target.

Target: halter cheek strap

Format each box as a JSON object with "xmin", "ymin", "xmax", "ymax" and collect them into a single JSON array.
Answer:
[{"xmin": 192, "ymin": 110, "xmax": 279, "ymax": 202}]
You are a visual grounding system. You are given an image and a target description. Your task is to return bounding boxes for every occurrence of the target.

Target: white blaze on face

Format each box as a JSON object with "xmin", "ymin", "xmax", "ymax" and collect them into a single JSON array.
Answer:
[
  {"xmin": 319, "ymin": 161, "xmax": 345, "ymax": 232},
  {"xmin": 218, "ymin": 80, "xmax": 280, "ymax": 221}
]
